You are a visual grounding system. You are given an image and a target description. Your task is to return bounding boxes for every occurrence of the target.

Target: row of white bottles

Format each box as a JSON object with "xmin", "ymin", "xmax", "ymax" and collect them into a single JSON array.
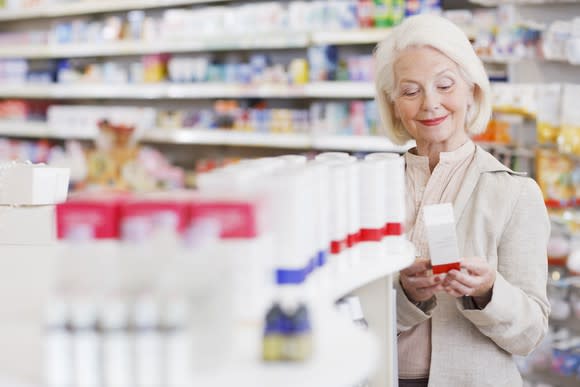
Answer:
[{"xmin": 44, "ymin": 297, "xmax": 191, "ymax": 387}]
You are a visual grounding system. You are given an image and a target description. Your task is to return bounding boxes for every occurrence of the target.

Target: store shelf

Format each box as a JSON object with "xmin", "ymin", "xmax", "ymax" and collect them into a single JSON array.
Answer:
[
  {"xmin": 305, "ymin": 82, "xmax": 374, "ymax": 99},
  {"xmin": 313, "ymin": 134, "xmax": 412, "ymax": 153},
  {"xmin": 0, "ymin": 0, "xmax": 230, "ymax": 21},
  {"xmin": 143, "ymin": 129, "xmax": 312, "ymax": 149},
  {"xmin": 0, "ymin": 82, "xmax": 374, "ymax": 100},
  {"xmin": 199, "ymin": 306, "xmax": 378, "ymax": 387},
  {"xmin": 0, "ymin": 121, "xmax": 412, "ymax": 152},
  {"xmin": 0, "ymin": 243, "xmax": 388, "ymax": 387},
  {"xmin": 0, "ymin": 120, "xmax": 54, "ymax": 139},
  {"xmin": 471, "ymin": 0, "xmax": 579, "ymax": 6},
  {"xmin": 328, "ymin": 240, "xmax": 415, "ymax": 301},
  {"xmin": 311, "ymin": 28, "xmax": 391, "ymax": 45},
  {"xmin": 0, "ymin": 32, "xmax": 310, "ymax": 59},
  {"xmin": 0, "ymin": 27, "xmax": 393, "ymax": 59}
]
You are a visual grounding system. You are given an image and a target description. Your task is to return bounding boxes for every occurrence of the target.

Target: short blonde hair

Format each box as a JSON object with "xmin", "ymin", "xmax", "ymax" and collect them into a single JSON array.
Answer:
[{"xmin": 374, "ymin": 14, "xmax": 491, "ymax": 145}]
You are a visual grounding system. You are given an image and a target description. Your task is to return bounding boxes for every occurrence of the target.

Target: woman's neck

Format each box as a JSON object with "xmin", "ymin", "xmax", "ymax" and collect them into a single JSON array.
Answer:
[{"xmin": 415, "ymin": 136, "xmax": 470, "ymax": 172}]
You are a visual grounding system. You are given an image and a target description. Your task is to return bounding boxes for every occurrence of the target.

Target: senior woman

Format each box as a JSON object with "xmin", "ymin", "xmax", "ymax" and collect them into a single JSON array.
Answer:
[{"xmin": 374, "ymin": 14, "xmax": 550, "ymax": 387}]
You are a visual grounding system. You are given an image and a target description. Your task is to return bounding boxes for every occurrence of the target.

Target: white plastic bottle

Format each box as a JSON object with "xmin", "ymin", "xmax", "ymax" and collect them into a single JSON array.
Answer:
[
  {"xmin": 70, "ymin": 301, "xmax": 101, "ymax": 387},
  {"xmin": 134, "ymin": 296, "xmax": 162, "ymax": 387},
  {"xmin": 44, "ymin": 299, "xmax": 73, "ymax": 387},
  {"xmin": 101, "ymin": 300, "xmax": 133, "ymax": 387},
  {"xmin": 163, "ymin": 298, "xmax": 192, "ymax": 387}
]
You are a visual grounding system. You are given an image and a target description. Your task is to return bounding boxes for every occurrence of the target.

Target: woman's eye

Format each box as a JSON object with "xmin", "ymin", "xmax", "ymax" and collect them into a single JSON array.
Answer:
[
  {"xmin": 438, "ymin": 80, "xmax": 454, "ymax": 90},
  {"xmin": 402, "ymin": 89, "xmax": 418, "ymax": 96}
]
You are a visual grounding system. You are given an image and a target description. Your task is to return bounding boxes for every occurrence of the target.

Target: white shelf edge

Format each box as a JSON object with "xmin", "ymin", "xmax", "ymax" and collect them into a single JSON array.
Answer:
[
  {"xmin": 310, "ymin": 28, "xmax": 391, "ymax": 45},
  {"xmin": 470, "ymin": 0, "xmax": 579, "ymax": 6},
  {"xmin": 0, "ymin": 82, "xmax": 374, "ymax": 99},
  {"xmin": 0, "ymin": 32, "xmax": 310, "ymax": 59},
  {"xmin": 305, "ymin": 82, "xmax": 375, "ymax": 99},
  {"xmin": 0, "ymin": 0, "xmax": 229, "ymax": 21},
  {"xmin": 329, "ymin": 240, "xmax": 415, "ymax": 301},
  {"xmin": 0, "ymin": 122, "xmax": 414, "ymax": 152},
  {"xmin": 312, "ymin": 134, "xmax": 413, "ymax": 153},
  {"xmin": 0, "ymin": 28, "xmax": 394, "ymax": 59}
]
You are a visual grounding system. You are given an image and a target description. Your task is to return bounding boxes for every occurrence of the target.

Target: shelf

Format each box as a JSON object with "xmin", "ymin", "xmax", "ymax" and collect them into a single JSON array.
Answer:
[
  {"xmin": 0, "ymin": 0, "xmax": 230, "ymax": 21},
  {"xmin": 0, "ymin": 82, "xmax": 374, "ymax": 100},
  {"xmin": 200, "ymin": 306, "xmax": 378, "ymax": 387},
  {"xmin": 0, "ymin": 243, "xmax": 386, "ymax": 387},
  {"xmin": 0, "ymin": 122, "xmax": 412, "ymax": 152},
  {"xmin": 143, "ymin": 129, "xmax": 313, "ymax": 149},
  {"xmin": 311, "ymin": 28, "xmax": 390, "ymax": 45},
  {"xmin": 0, "ymin": 32, "xmax": 310, "ymax": 59},
  {"xmin": 0, "ymin": 28, "xmax": 391, "ymax": 59},
  {"xmin": 313, "ymin": 133, "xmax": 413, "ymax": 152},
  {"xmin": 471, "ymin": 0, "xmax": 579, "ymax": 6},
  {"xmin": 0, "ymin": 120, "xmax": 54, "ymax": 139},
  {"xmin": 328, "ymin": 240, "xmax": 415, "ymax": 301}
]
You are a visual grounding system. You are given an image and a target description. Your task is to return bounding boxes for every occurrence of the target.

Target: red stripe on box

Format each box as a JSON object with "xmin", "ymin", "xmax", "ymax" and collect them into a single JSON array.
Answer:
[
  {"xmin": 384, "ymin": 222, "xmax": 403, "ymax": 236},
  {"xmin": 347, "ymin": 231, "xmax": 361, "ymax": 247},
  {"xmin": 432, "ymin": 262, "xmax": 461, "ymax": 274},
  {"xmin": 330, "ymin": 238, "xmax": 348, "ymax": 254},
  {"xmin": 360, "ymin": 228, "xmax": 383, "ymax": 242}
]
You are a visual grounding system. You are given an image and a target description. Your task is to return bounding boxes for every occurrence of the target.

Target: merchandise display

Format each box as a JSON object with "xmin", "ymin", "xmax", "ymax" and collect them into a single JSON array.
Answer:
[
  {"xmin": 0, "ymin": 1, "xmax": 578, "ymax": 386},
  {"xmin": 36, "ymin": 152, "xmax": 414, "ymax": 387}
]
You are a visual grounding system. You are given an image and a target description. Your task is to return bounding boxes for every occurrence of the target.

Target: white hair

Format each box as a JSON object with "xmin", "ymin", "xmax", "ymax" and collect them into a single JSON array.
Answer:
[{"xmin": 374, "ymin": 14, "xmax": 492, "ymax": 145}]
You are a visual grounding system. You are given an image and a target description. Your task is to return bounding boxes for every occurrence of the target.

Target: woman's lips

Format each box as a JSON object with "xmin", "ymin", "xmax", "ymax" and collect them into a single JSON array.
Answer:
[{"xmin": 418, "ymin": 115, "xmax": 448, "ymax": 126}]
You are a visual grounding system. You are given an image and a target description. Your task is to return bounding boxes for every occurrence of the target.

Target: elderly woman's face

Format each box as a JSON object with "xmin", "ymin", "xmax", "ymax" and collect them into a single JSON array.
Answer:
[{"xmin": 393, "ymin": 46, "xmax": 473, "ymax": 149}]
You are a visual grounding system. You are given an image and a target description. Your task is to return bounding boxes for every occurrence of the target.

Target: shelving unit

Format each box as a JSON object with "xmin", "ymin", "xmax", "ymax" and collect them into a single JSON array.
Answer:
[
  {"xmin": 0, "ymin": 0, "xmax": 231, "ymax": 21},
  {"xmin": 0, "ymin": 29, "xmax": 393, "ymax": 59},
  {"xmin": 0, "ymin": 82, "xmax": 376, "ymax": 100},
  {"xmin": 0, "ymin": 239, "xmax": 415, "ymax": 387},
  {"xmin": 0, "ymin": 121, "xmax": 413, "ymax": 153}
]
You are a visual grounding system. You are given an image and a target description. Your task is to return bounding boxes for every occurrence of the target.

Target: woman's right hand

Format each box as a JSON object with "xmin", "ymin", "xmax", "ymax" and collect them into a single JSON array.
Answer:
[{"xmin": 399, "ymin": 258, "xmax": 443, "ymax": 303}]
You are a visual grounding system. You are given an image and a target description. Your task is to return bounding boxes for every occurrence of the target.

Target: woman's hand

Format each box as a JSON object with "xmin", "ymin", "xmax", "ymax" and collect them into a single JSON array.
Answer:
[
  {"xmin": 442, "ymin": 257, "xmax": 496, "ymax": 304},
  {"xmin": 400, "ymin": 258, "xmax": 443, "ymax": 303}
]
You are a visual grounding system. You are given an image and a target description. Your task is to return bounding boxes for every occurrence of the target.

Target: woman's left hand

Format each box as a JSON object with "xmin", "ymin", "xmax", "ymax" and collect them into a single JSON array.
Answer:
[{"xmin": 442, "ymin": 257, "xmax": 496, "ymax": 301}]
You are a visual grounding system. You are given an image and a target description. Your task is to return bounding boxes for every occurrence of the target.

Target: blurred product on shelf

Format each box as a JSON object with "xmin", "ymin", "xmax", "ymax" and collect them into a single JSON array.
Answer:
[
  {"xmin": 0, "ymin": 51, "xmax": 375, "ymax": 86},
  {"xmin": 84, "ymin": 120, "xmax": 184, "ymax": 191},
  {"xmin": 472, "ymin": 118, "xmax": 512, "ymax": 144},
  {"xmin": 559, "ymin": 84, "xmax": 580, "ymax": 157},
  {"xmin": 0, "ymin": 99, "xmax": 48, "ymax": 121},
  {"xmin": 0, "ymin": 135, "xmax": 185, "ymax": 193},
  {"xmin": 536, "ymin": 149, "xmax": 579, "ymax": 209},
  {"xmin": 48, "ymin": 105, "xmax": 156, "ymax": 138}
]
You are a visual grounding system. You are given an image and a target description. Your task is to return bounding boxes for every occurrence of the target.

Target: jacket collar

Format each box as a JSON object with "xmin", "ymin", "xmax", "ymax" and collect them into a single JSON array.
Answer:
[{"xmin": 453, "ymin": 145, "xmax": 526, "ymax": 222}]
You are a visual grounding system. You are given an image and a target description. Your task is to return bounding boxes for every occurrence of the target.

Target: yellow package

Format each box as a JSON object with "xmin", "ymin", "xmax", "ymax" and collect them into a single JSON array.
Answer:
[
  {"xmin": 536, "ymin": 148, "xmax": 575, "ymax": 208},
  {"xmin": 558, "ymin": 84, "xmax": 580, "ymax": 156}
]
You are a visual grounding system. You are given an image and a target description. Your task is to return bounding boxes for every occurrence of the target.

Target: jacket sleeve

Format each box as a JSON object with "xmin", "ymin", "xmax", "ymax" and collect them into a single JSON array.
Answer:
[
  {"xmin": 457, "ymin": 177, "xmax": 551, "ymax": 356},
  {"xmin": 394, "ymin": 272, "xmax": 437, "ymax": 332}
]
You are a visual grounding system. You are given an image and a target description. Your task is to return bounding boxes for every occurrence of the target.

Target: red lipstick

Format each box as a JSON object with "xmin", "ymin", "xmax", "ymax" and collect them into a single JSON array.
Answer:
[{"xmin": 418, "ymin": 115, "xmax": 448, "ymax": 126}]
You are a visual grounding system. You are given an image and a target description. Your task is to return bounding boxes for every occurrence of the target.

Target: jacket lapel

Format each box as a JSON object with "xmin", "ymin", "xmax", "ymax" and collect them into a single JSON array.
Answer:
[{"xmin": 453, "ymin": 145, "xmax": 526, "ymax": 223}]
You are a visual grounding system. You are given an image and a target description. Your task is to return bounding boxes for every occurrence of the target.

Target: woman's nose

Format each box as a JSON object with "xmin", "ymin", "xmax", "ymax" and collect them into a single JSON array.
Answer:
[{"xmin": 421, "ymin": 89, "xmax": 441, "ymax": 112}]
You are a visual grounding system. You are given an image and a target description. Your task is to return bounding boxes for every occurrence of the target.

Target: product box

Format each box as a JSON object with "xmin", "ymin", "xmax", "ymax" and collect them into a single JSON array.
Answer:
[
  {"xmin": 0, "ymin": 205, "xmax": 56, "ymax": 245},
  {"xmin": 423, "ymin": 203, "xmax": 460, "ymax": 274},
  {"xmin": 120, "ymin": 198, "xmax": 191, "ymax": 234},
  {"xmin": 0, "ymin": 164, "xmax": 70, "ymax": 205},
  {"xmin": 56, "ymin": 196, "xmax": 124, "ymax": 240}
]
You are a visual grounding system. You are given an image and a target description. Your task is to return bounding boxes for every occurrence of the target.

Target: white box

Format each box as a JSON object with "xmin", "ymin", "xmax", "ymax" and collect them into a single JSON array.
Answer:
[
  {"xmin": 0, "ymin": 206, "xmax": 56, "ymax": 245},
  {"xmin": 0, "ymin": 164, "xmax": 70, "ymax": 205},
  {"xmin": 423, "ymin": 203, "xmax": 460, "ymax": 274}
]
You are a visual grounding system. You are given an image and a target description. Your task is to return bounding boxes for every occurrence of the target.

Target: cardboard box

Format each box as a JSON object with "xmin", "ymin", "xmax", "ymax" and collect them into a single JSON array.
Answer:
[
  {"xmin": 0, "ymin": 164, "xmax": 70, "ymax": 205},
  {"xmin": 0, "ymin": 206, "xmax": 56, "ymax": 245}
]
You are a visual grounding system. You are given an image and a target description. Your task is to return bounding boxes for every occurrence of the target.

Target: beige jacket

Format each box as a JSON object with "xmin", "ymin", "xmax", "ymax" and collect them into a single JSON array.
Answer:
[{"xmin": 395, "ymin": 146, "xmax": 551, "ymax": 387}]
